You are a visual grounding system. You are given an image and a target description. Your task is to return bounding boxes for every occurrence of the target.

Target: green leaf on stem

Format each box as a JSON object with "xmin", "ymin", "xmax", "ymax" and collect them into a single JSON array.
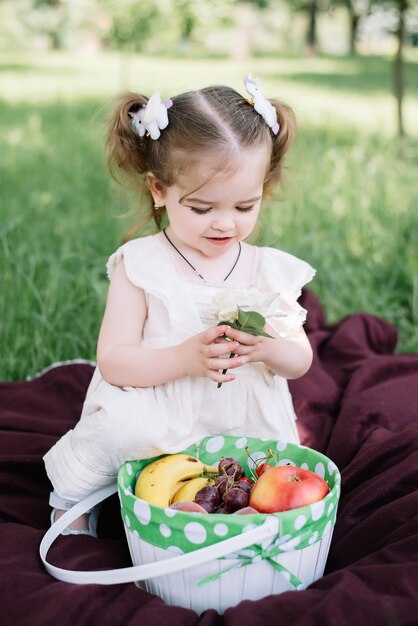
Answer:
[{"xmin": 216, "ymin": 307, "xmax": 273, "ymax": 387}]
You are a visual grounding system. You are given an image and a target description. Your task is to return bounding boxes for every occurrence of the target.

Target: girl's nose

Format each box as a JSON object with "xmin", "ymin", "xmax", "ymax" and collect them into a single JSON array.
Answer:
[{"xmin": 211, "ymin": 213, "xmax": 235, "ymax": 231}]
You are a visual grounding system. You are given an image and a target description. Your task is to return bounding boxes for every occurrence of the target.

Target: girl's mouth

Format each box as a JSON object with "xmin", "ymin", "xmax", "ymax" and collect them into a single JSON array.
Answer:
[{"xmin": 205, "ymin": 237, "xmax": 233, "ymax": 246}]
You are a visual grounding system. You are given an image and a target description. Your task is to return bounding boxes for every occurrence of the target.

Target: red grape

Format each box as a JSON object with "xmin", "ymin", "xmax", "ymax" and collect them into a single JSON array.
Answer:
[
  {"xmin": 218, "ymin": 457, "xmax": 243, "ymax": 480},
  {"xmin": 194, "ymin": 485, "xmax": 221, "ymax": 508},
  {"xmin": 194, "ymin": 499, "xmax": 216, "ymax": 513},
  {"xmin": 237, "ymin": 480, "xmax": 252, "ymax": 497},
  {"xmin": 215, "ymin": 475, "xmax": 229, "ymax": 497},
  {"xmin": 223, "ymin": 487, "xmax": 249, "ymax": 513}
]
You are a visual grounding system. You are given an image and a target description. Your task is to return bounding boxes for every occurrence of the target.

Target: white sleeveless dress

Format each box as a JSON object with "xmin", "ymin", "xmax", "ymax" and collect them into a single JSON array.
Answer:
[{"xmin": 44, "ymin": 232, "xmax": 315, "ymax": 501}]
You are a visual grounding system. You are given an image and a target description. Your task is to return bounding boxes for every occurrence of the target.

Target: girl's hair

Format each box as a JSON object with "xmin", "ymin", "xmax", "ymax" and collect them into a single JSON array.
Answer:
[{"xmin": 107, "ymin": 85, "xmax": 296, "ymax": 238}]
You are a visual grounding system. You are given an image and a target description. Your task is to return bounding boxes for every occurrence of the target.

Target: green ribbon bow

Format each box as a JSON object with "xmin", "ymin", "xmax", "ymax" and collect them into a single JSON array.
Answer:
[{"xmin": 197, "ymin": 524, "xmax": 321, "ymax": 589}]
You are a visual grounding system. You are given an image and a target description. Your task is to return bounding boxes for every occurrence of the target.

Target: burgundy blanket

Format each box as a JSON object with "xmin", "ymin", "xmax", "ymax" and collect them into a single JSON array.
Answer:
[{"xmin": 1, "ymin": 291, "xmax": 417, "ymax": 625}]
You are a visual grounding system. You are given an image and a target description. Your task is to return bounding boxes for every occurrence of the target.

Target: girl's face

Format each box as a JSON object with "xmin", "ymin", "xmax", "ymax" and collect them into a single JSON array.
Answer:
[{"xmin": 149, "ymin": 145, "xmax": 269, "ymax": 259}]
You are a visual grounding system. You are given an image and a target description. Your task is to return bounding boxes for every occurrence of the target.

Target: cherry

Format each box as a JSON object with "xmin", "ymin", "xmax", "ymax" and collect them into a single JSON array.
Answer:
[{"xmin": 255, "ymin": 463, "xmax": 272, "ymax": 477}]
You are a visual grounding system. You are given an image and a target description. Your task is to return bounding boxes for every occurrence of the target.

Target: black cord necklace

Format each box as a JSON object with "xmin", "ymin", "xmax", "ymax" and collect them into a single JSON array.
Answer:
[{"xmin": 163, "ymin": 229, "xmax": 242, "ymax": 282}]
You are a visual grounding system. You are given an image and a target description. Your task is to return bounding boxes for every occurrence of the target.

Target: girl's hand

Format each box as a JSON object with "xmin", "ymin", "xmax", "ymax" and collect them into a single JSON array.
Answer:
[
  {"xmin": 217, "ymin": 327, "xmax": 266, "ymax": 364},
  {"xmin": 181, "ymin": 325, "xmax": 244, "ymax": 385},
  {"xmin": 222, "ymin": 325, "xmax": 313, "ymax": 380}
]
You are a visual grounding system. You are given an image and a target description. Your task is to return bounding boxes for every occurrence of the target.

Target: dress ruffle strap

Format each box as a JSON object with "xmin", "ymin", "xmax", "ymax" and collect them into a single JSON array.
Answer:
[
  {"xmin": 106, "ymin": 235, "xmax": 204, "ymax": 337},
  {"xmin": 257, "ymin": 246, "xmax": 316, "ymax": 337}
]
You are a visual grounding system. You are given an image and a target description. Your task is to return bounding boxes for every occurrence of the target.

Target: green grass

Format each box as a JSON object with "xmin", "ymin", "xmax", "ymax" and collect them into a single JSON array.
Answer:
[{"xmin": 1, "ymin": 52, "xmax": 418, "ymax": 381}]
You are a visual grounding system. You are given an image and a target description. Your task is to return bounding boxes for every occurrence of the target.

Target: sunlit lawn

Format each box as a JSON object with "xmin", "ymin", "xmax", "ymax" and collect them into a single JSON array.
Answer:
[{"xmin": 1, "ymin": 51, "xmax": 417, "ymax": 380}]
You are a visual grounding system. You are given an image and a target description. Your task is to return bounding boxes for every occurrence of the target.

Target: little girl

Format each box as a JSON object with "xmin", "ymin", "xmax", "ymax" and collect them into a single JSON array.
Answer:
[{"xmin": 44, "ymin": 76, "xmax": 315, "ymax": 535}]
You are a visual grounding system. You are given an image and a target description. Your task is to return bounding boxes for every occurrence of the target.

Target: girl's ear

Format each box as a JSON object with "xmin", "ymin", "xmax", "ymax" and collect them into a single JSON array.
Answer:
[{"xmin": 146, "ymin": 172, "xmax": 166, "ymax": 206}]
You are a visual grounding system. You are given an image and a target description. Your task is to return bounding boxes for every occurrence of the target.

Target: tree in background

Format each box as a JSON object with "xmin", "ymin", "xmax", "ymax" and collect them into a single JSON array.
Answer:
[
  {"xmin": 232, "ymin": 0, "xmax": 269, "ymax": 60},
  {"xmin": 306, "ymin": 0, "xmax": 320, "ymax": 53},
  {"xmin": 289, "ymin": 0, "xmax": 331, "ymax": 55},
  {"xmin": 328, "ymin": 0, "xmax": 369, "ymax": 53},
  {"xmin": 99, "ymin": 0, "xmax": 160, "ymax": 51},
  {"xmin": 2, "ymin": 0, "xmax": 232, "ymax": 54},
  {"xmin": 393, "ymin": 0, "xmax": 409, "ymax": 136},
  {"xmin": 12, "ymin": 0, "xmax": 68, "ymax": 49},
  {"xmin": 287, "ymin": 0, "xmax": 416, "ymax": 136},
  {"xmin": 99, "ymin": 0, "xmax": 235, "ymax": 54},
  {"xmin": 358, "ymin": 0, "xmax": 417, "ymax": 136},
  {"xmin": 346, "ymin": 0, "xmax": 364, "ymax": 52},
  {"xmin": 175, "ymin": 0, "xmax": 197, "ymax": 47}
]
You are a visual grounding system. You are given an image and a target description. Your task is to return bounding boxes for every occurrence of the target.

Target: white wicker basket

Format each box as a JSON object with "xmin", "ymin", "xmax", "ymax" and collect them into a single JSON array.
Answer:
[{"xmin": 40, "ymin": 437, "xmax": 340, "ymax": 615}]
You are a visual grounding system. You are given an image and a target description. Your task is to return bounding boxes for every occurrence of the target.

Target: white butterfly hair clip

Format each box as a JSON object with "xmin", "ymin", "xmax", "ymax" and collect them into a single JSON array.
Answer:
[
  {"xmin": 129, "ymin": 92, "xmax": 173, "ymax": 140},
  {"xmin": 244, "ymin": 75, "xmax": 280, "ymax": 136}
]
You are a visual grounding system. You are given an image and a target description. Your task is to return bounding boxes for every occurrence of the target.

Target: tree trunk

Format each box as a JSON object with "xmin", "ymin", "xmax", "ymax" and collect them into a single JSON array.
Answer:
[
  {"xmin": 394, "ymin": 0, "xmax": 408, "ymax": 138},
  {"xmin": 306, "ymin": 0, "xmax": 318, "ymax": 56},
  {"xmin": 346, "ymin": 0, "xmax": 359, "ymax": 55},
  {"xmin": 232, "ymin": 1, "xmax": 254, "ymax": 62}
]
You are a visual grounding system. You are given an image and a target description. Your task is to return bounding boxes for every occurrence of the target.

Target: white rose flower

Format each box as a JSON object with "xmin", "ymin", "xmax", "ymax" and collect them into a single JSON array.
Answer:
[
  {"xmin": 212, "ymin": 288, "xmax": 278, "ymax": 323},
  {"xmin": 211, "ymin": 287, "xmax": 308, "ymax": 337},
  {"xmin": 212, "ymin": 287, "xmax": 305, "ymax": 387},
  {"xmin": 211, "ymin": 287, "xmax": 307, "ymax": 388}
]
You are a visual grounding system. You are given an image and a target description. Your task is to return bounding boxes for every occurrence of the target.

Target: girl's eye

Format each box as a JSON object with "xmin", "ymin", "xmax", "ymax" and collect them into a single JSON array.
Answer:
[
  {"xmin": 190, "ymin": 207, "xmax": 212, "ymax": 214},
  {"xmin": 189, "ymin": 205, "xmax": 254, "ymax": 214}
]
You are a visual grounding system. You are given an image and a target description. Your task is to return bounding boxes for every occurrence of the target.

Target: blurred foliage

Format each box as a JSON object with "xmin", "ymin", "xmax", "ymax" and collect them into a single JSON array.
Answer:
[
  {"xmin": 1, "ymin": 0, "xmax": 418, "ymax": 56},
  {"xmin": 99, "ymin": 0, "xmax": 160, "ymax": 50},
  {"xmin": 0, "ymin": 0, "xmax": 236, "ymax": 54}
]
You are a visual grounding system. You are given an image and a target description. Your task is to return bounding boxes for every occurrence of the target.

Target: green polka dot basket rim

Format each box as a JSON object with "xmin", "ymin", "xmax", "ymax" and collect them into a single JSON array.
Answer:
[{"xmin": 118, "ymin": 436, "xmax": 341, "ymax": 557}]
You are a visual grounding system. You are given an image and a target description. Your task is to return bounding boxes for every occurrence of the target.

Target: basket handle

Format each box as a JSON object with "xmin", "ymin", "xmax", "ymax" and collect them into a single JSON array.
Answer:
[{"xmin": 40, "ymin": 483, "xmax": 280, "ymax": 586}]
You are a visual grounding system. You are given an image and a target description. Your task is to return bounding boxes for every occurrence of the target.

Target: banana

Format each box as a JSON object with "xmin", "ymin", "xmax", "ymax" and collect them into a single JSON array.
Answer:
[
  {"xmin": 169, "ymin": 479, "xmax": 189, "ymax": 501},
  {"xmin": 135, "ymin": 454, "xmax": 218, "ymax": 507},
  {"xmin": 171, "ymin": 475, "xmax": 215, "ymax": 503}
]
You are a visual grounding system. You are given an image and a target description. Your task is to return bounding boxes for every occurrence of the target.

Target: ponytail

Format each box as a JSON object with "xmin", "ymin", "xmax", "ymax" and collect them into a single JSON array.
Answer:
[
  {"xmin": 107, "ymin": 92, "xmax": 165, "ymax": 237},
  {"xmin": 264, "ymin": 100, "xmax": 296, "ymax": 192},
  {"xmin": 107, "ymin": 92, "xmax": 150, "ymax": 180}
]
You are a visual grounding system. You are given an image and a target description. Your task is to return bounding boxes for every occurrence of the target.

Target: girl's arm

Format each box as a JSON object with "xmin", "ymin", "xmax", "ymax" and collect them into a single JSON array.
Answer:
[
  {"xmin": 223, "ymin": 324, "xmax": 313, "ymax": 380},
  {"xmin": 96, "ymin": 260, "xmax": 242, "ymax": 387}
]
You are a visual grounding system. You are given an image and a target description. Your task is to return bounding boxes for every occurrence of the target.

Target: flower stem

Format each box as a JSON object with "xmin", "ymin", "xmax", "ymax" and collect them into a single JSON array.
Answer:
[{"xmin": 217, "ymin": 352, "xmax": 236, "ymax": 389}]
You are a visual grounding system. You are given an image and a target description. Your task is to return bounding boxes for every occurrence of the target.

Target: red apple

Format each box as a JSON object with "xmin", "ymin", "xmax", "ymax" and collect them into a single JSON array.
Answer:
[{"xmin": 249, "ymin": 465, "xmax": 329, "ymax": 513}]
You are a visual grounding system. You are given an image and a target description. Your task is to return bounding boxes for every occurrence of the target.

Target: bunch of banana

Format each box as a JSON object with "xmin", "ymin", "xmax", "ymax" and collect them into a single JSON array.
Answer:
[
  {"xmin": 171, "ymin": 475, "xmax": 215, "ymax": 503},
  {"xmin": 135, "ymin": 454, "xmax": 218, "ymax": 507}
]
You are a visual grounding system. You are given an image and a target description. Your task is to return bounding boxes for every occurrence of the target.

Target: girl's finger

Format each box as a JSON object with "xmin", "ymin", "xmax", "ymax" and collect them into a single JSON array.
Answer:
[
  {"xmin": 208, "ymin": 370, "xmax": 235, "ymax": 384},
  {"xmin": 231, "ymin": 344, "xmax": 252, "ymax": 356},
  {"xmin": 208, "ymin": 356, "xmax": 246, "ymax": 371},
  {"xmin": 224, "ymin": 328, "xmax": 258, "ymax": 344},
  {"xmin": 214, "ymin": 336, "xmax": 234, "ymax": 345},
  {"xmin": 203, "ymin": 325, "xmax": 233, "ymax": 344},
  {"xmin": 206, "ymin": 342, "xmax": 239, "ymax": 357}
]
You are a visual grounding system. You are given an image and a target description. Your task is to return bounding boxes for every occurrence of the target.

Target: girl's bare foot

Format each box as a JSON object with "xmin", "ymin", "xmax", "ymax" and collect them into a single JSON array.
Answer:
[{"xmin": 53, "ymin": 508, "xmax": 90, "ymax": 531}]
